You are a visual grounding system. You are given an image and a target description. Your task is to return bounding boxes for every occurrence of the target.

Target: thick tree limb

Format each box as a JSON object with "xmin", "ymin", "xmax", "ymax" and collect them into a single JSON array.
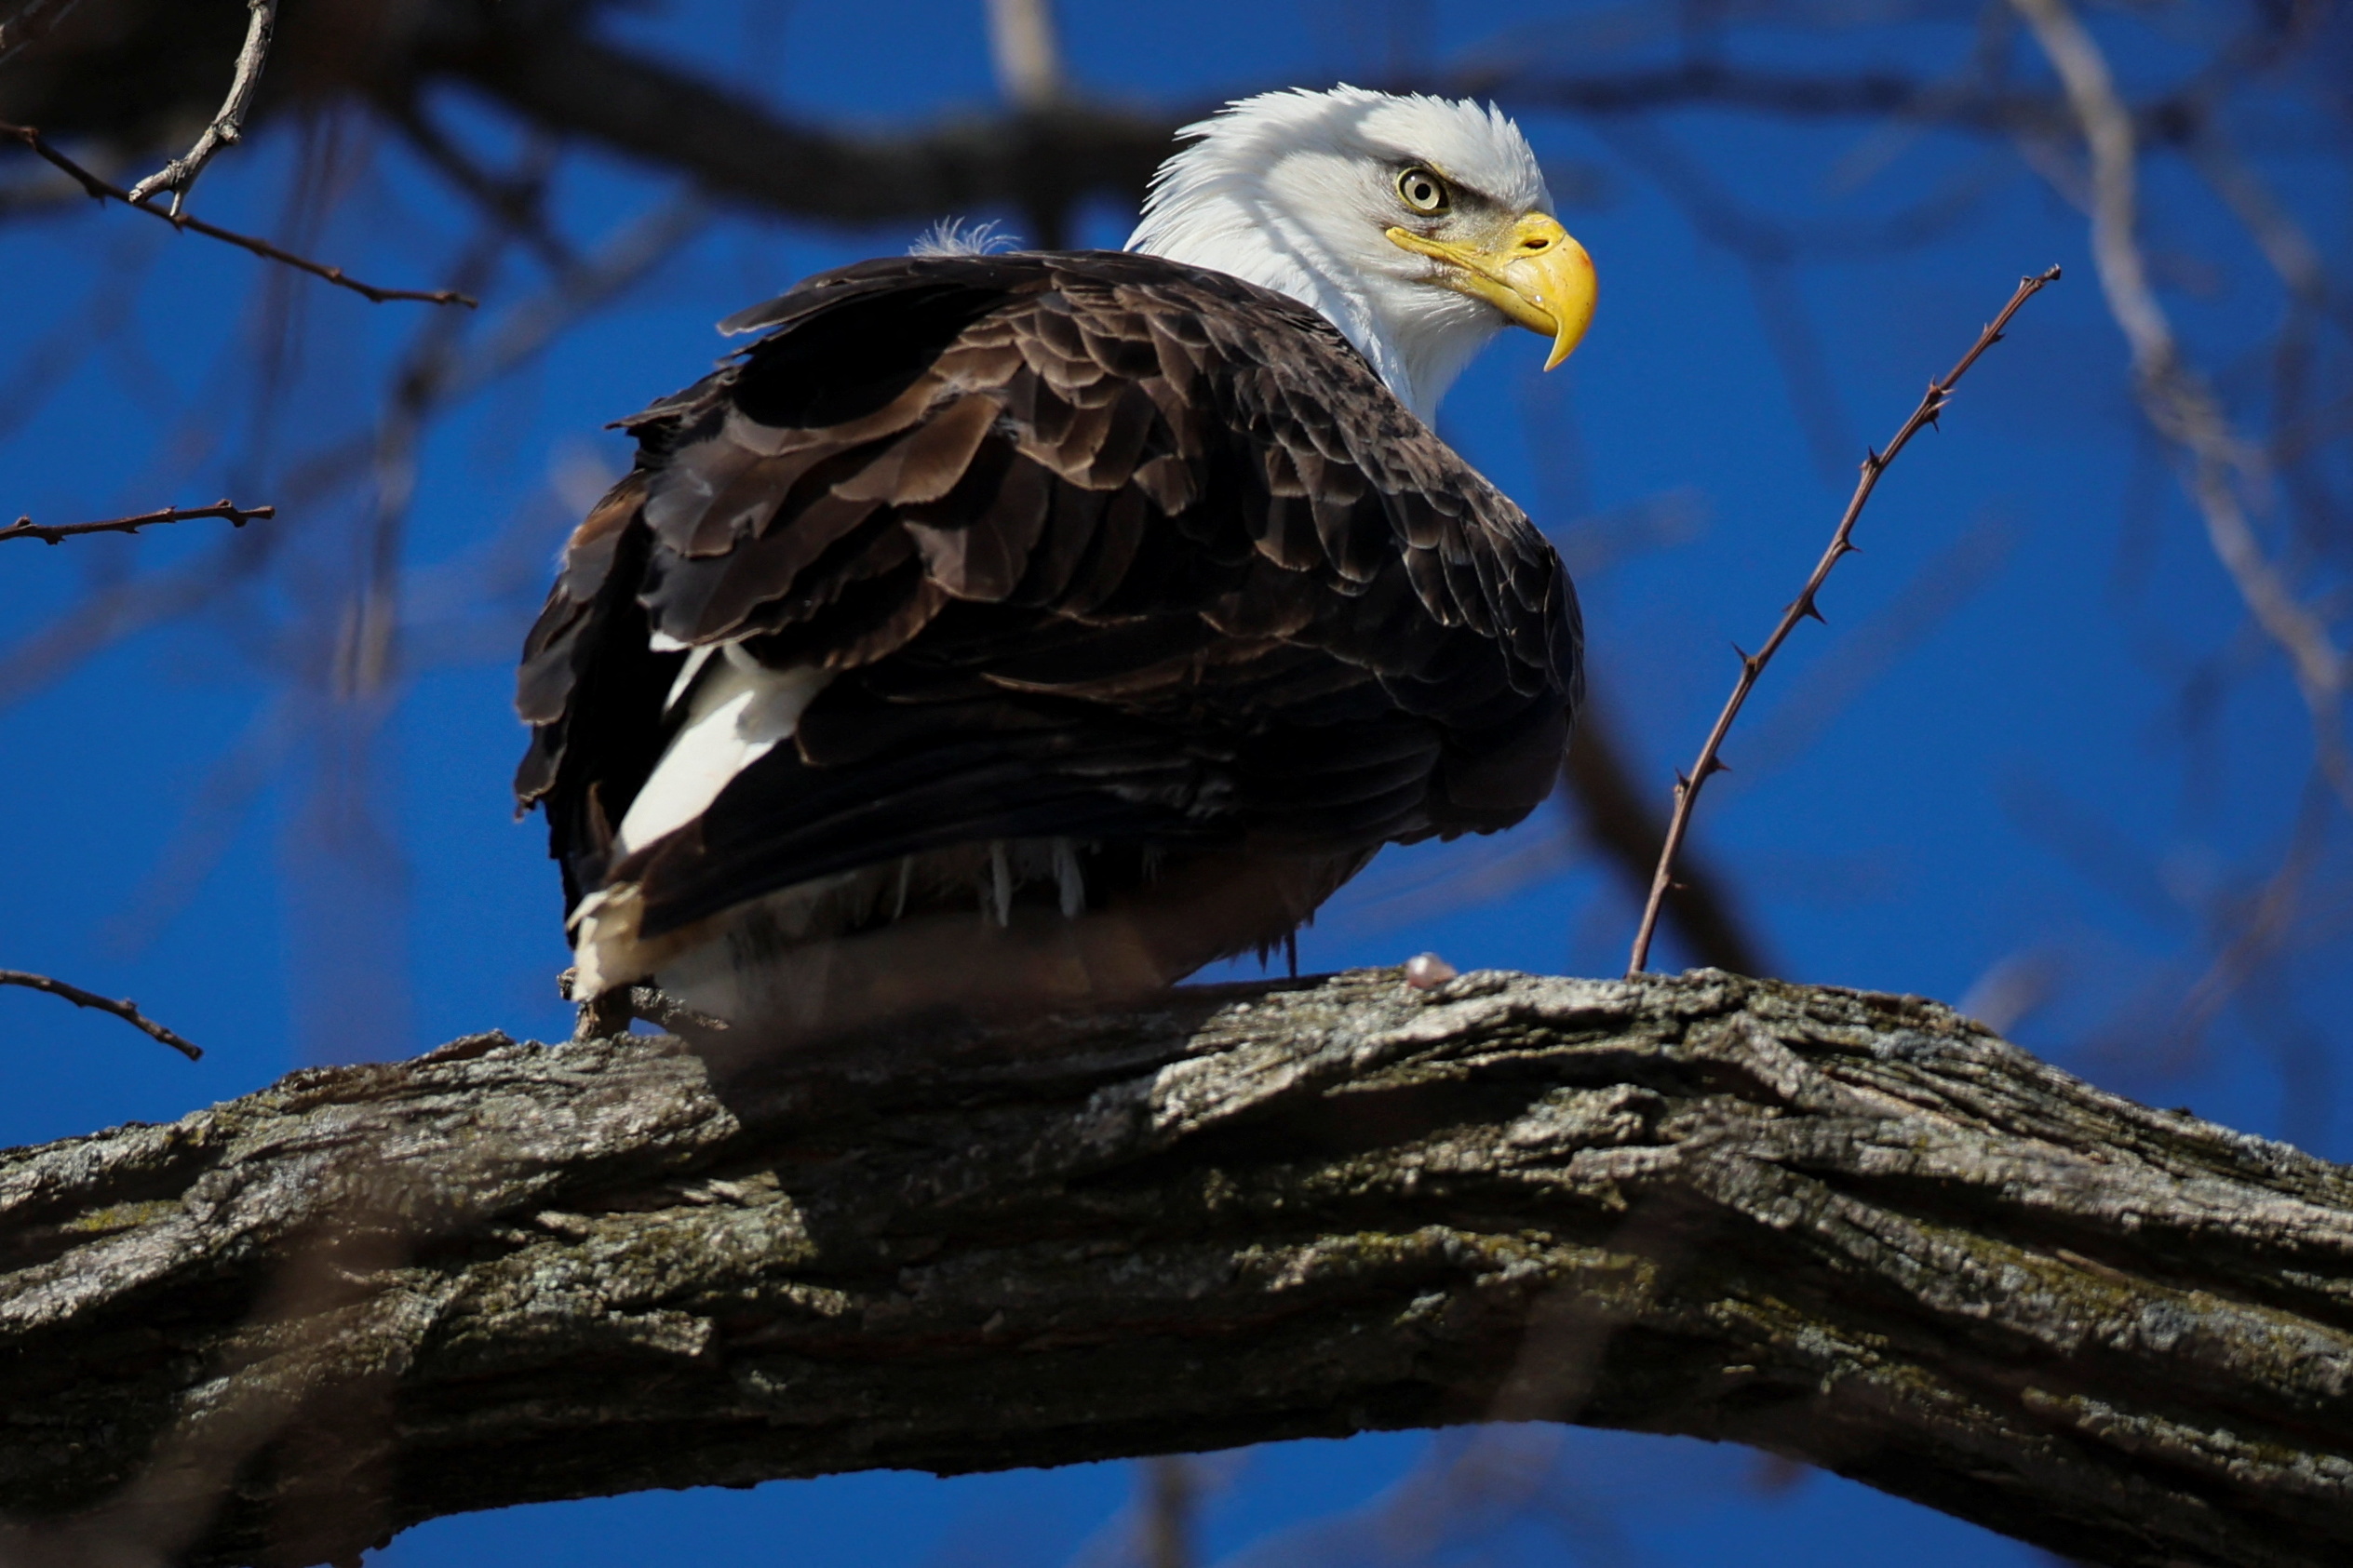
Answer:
[{"xmin": 2, "ymin": 969, "xmax": 2348, "ymax": 1567}]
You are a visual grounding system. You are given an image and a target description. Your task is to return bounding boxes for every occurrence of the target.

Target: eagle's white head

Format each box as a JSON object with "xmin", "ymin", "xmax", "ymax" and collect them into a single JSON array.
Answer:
[{"xmin": 1125, "ymin": 85, "xmax": 1595, "ymax": 422}]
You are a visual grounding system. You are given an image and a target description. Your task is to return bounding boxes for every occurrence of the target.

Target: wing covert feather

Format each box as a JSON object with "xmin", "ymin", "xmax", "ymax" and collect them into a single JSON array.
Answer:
[{"xmin": 515, "ymin": 251, "xmax": 1581, "ymax": 939}]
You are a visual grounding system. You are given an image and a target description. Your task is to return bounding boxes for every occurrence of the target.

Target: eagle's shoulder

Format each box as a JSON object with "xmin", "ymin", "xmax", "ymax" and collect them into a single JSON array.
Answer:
[{"xmin": 516, "ymin": 248, "xmax": 1580, "ymax": 934}]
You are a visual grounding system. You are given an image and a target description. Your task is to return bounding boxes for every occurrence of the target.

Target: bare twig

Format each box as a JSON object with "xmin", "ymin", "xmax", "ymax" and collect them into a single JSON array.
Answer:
[
  {"xmin": 0, "ymin": 0, "xmax": 83, "ymax": 68},
  {"xmin": 1627, "ymin": 266, "xmax": 2061, "ymax": 975},
  {"xmin": 0, "ymin": 970, "xmax": 201, "ymax": 1059},
  {"xmin": 2010, "ymin": 0, "xmax": 2353, "ymax": 814},
  {"xmin": 1565, "ymin": 706, "xmax": 1768, "ymax": 977},
  {"xmin": 125, "ymin": 0, "xmax": 275, "ymax": 213},
  {"xmin": 0, "ymin": 499, "xmax": 274, "ymax": 546},
  {"xmin": 0, "ymin": 120, "xmax": 476, "ymax": 307}
]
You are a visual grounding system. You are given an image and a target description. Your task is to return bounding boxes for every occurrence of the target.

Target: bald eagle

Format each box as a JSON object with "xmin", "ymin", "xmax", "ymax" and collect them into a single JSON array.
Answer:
[{"xmin": 515, "ymin": 87, "xmax": 1595, "ymax": 1040}]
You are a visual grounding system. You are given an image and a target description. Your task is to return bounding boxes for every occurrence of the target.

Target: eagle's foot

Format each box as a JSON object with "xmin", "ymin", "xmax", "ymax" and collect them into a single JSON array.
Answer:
[{"xmin": 559, "ymin": 966, "xmax": 732, "ymax": 1042}]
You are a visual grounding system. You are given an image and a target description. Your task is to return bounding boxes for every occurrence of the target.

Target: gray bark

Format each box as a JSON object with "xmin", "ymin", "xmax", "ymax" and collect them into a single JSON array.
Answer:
[{"xmin": 2, "ymin": 968, "xmax": 2349, "ymax": 1568}]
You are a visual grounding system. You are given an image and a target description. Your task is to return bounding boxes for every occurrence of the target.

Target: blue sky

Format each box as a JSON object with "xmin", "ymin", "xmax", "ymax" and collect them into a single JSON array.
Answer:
[{"xmin": 2, "ymin": 1, "xmax": 2346, "ymax": 1562}]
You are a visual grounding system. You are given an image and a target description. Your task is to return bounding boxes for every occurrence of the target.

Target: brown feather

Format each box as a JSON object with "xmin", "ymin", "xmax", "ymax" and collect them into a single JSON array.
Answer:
[{"xmin": 514, "ymin": 250, "xmax": 1582, "ymax": 970}]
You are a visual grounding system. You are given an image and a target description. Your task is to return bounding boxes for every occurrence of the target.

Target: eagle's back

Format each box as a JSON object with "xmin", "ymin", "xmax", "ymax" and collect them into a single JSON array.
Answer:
[{"xmin": 515, "ymin": 250, "xmax": 1580, "ymax": 1024}]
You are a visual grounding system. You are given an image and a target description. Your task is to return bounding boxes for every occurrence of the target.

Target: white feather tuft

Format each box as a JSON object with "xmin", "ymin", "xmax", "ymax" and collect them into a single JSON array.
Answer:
[{"xmin": 910, "ymin": 217, "xmax": 1020, "ymax": 257}]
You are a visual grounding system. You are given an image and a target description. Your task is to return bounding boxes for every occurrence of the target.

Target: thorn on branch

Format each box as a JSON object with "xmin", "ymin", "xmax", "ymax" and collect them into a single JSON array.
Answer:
[
  {"xmin": 0, "ymin": 500, "xmax": 276, "ymax": 545},
  {"xmin": 0, "ymin": 970, "xmax": 202, "ymax": 1060},
  {"xmin": 1626, "ymin": 266, "xmax": 2061, "ymax": 978},
  {"xmin": 0, "ymin": 120, "xmax": 475, "ymax": 307}
]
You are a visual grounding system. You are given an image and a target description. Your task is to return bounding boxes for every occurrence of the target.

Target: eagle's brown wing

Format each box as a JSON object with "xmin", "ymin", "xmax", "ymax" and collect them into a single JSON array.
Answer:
[{"xmin": 515, "ymin": 250, "xmax": 1580, "ymax": 950}]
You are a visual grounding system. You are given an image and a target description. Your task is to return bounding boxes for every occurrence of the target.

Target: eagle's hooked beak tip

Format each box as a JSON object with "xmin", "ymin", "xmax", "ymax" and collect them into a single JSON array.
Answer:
[{"xmin": 1388, "ymin": 212, "xmax": 1596, "ymax": 370}]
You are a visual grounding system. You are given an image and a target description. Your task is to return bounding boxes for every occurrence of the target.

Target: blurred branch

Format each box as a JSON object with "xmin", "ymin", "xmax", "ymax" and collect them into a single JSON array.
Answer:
[
  {"xmin": 0, "ymin": 119, "xmax": 476, "ymax": 305},
  {"xmin": 0, "ymin": 0, "xmax": 82, "ymax": 69},
  {"xmin": 0, "ymin": 968, "xmax": 200, "ymax": 1059},
  {"xmin": 3, "ymin": 0, "xmax": 2308, "ymax": 247},
  {"xmin": 986, "ymin": 0, "xmax": 1065, "ymax": 110},
  {"xmin": 1472, "ymin": 59, "xmax": 2068, "ymax": 134},
  {"xmin": 123, "ymin": 0, "xmax": 273, "ymax": 212},
  {"xmin": 421, "ymin": 15, "xmax": 1170, "ymax": 229},
  {"xmin": 2177, "ymin": 771, "xmax": 2333, "ymax": 1043},
  {"xmin": 0, "ymin": 538, "xmax": 273, "ymax": 711},
  {"xmin": 1140, "ymin": 1457, "xmax": 1195, "ymax": 1568},
  {"xmin": 2011, "ymin": 0, "xmax": 2353, "ymax": 812},
  {"xmin": 0, "ymin": 499, "xmax": 273, "ymax": 545},
  {"xmin": 443, "ymin": 189, "xmax": 709, "ymax": 402},
  {"xmin": 7, "ymin": 971, "xmax": 2353, "ymax": 1567},
  {"xmin": 1629, "ymin": 266, "xmax": 2062, "ymax": 974},
  {"xmin": 388, "ymin": 103, "xmax": 577, "ymax": 271}
]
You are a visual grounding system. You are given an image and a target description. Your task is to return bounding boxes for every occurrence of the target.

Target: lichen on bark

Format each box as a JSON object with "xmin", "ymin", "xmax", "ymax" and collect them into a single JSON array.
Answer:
[{"xmin": 2, "ymin": 968, "xmax": 2350, "ymax": 1568}]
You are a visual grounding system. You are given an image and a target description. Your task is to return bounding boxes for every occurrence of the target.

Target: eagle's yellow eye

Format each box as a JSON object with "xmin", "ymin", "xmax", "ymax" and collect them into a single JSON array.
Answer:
[{"xmin": 1396, "ymin": 167, "xmax": 1450, "ymax": 215}]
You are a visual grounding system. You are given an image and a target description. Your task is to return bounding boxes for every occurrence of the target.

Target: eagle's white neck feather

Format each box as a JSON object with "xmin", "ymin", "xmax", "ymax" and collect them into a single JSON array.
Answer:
[{"xmin": 1124, "ymin": 86, "xmax": 1551, "ymax": 423}]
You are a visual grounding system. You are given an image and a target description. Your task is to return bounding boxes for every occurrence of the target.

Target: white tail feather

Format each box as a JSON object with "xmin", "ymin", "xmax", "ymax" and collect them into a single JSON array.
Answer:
[{"xmin": 615, "ymin": 649, "xmax": 831, "ymax": 856}]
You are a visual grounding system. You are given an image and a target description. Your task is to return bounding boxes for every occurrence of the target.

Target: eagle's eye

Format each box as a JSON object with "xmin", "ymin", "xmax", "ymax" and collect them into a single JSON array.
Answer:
[{"xmin": 1396, "ymin": 167, "xmax": 1450, "ymax": 216}]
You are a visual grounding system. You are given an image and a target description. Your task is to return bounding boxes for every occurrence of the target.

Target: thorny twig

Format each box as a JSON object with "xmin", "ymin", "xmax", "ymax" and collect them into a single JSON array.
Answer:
[
  {"xmin": 1627, "ymin": 266, "xmax": 2061, "ymax": 975},
  {"xmin": 0, "ymin": 970, "xmax": 201, "ymax": 1059},
  {"xmin": 0, "ymin": 120, "xmax": 476, "ymax": 307},
  {"xmin": 2010, "ymin": 0, "xmax": 2353, "ymax": 814},
  {"xmin": 0, "ymin": 500, "xmax": 275, "ymax": 545},
  {"xmin": 125, "ymin": 0, "xmax": 276, "ymax": 213}
]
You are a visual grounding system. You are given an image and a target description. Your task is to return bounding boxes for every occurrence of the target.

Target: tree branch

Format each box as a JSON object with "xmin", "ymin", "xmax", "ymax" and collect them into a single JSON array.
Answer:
[
  {"xmin": 0, "ymin": 499, "xmax": 273, "ymax": 545},
  {"xmin": 1628, "ymin": 267, "xmax": 2062, "ymax": 974},
  {"xmin": 3, "ymin": 969, "xmax": 2348, "ymax": 1568},
  {"xmin": 1562, "ymin": 711, "xmax": 1768, "ymax": 976},
  {"xmin": 2010, "ymin": 0, "xmax": 2353, "ymax": 816},
  {"xmin": 123, "ymin": 0, "xmax": 274, "ymax": 212},
  {"xmin": 0, "ymin": 969, "xmax": 201, "ymax": 1058},
  {"xmin": 0, "ymin": 120, "xmax": 475, "ymax": 307}
]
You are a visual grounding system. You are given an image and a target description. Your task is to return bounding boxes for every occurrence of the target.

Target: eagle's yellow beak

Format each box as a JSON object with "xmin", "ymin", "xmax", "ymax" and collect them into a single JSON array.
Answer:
[{"xmin": 1386, "ymin": 213, "xmax": 1595, "ymax": 370}]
